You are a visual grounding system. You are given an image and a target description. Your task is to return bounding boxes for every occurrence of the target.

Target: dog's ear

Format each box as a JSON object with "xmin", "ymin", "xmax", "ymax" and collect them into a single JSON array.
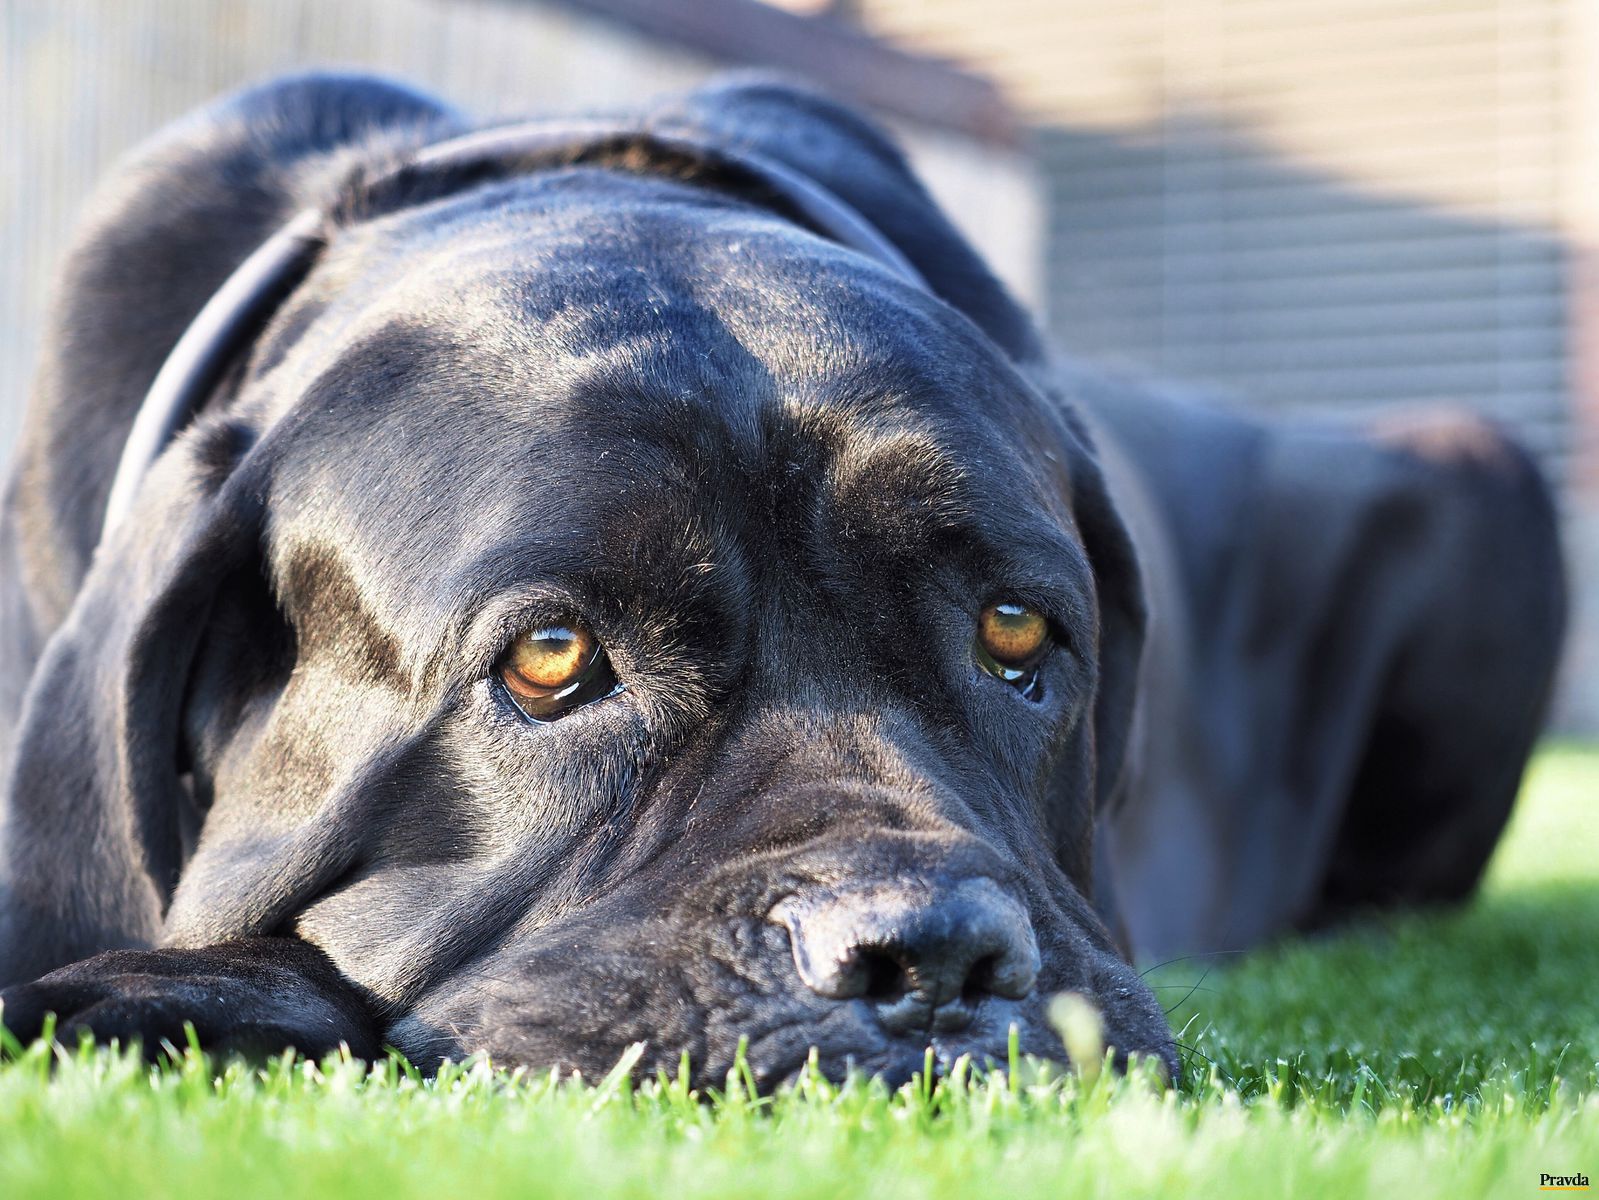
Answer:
[
  {"xmin": 0, "ymin": 419, "xmax": 270, "ymax": 985},
  {"xmin": 664, "ymin": 76, "xmax": 1045, "ymax": 365},
  {"xmin": 8, "ymin": 72, "xmax": 458, "ymax": 634},
  {"xmin": 1048, "ymin": 410, "xmax": 1149, "ymax": 886},
  {"xmin": 1068, "ymin": 416, "xmax": 1147, "ymax": 821},
  {"xmin": 0, "ymin": 74, "xmax": 458, "ymax": 986}
]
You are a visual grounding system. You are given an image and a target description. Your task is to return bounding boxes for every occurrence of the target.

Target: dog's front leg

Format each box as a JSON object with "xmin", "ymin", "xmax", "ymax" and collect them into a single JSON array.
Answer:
[{"xmin": 0, "ymin": 938, "xmax": 381, "ymax": 1060}]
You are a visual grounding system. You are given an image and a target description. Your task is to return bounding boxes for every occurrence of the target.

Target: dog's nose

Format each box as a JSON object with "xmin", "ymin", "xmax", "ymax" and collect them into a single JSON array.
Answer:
[{"xmin": 770, "ymin": 878, "xmax": 1040, "ymax": 1034}]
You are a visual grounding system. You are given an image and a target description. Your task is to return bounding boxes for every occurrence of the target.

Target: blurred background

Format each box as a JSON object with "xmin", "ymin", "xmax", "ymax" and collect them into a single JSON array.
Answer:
[{"xmin": 3, "ymin": 0, "xmax": 1596, "ymax": 732}]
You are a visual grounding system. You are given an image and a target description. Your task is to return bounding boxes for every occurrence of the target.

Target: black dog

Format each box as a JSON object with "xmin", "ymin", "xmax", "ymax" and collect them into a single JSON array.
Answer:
[{"xmin": 0, "ymin": 73, "xmax": 1564, "ymax": 1085}]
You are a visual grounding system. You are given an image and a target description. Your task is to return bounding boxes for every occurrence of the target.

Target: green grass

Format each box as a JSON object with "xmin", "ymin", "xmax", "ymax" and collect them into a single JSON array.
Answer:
[{"xmin": 3, "ymin": 746, "xmax": 1596, "ymax": 1199}]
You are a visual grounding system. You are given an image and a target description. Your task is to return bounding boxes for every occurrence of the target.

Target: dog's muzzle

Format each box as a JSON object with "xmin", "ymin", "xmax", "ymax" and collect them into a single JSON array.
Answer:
[{"xmin": 770, "ymin": 877, "xmax": 1041, "ymax": 1036}]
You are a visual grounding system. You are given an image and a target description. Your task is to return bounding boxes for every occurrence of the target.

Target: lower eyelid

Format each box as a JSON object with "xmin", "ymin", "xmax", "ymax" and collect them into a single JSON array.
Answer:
[{"xmin": 490, "ymin": 672, "xmax": 627, "ymax": 726}]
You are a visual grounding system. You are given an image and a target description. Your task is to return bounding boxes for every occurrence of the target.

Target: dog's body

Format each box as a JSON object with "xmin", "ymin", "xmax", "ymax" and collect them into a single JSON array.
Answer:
[{"xmin": 0, "ymin": 75, "xmax": 1564, "ymax": 1082}]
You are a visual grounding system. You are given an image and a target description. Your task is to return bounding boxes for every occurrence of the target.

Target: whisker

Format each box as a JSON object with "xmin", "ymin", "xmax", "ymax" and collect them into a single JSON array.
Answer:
[
  {"xmin": 1173, "ymin": 1040, "xmax": 1218, "ymax": 1069},
  {"xmin": 1163, "ymin": 963, "xmax": 1218, "ymax": 1016},
  {"xmin": 1139, "ymin": 949, "xmax": 1248, "ymax": 977}
]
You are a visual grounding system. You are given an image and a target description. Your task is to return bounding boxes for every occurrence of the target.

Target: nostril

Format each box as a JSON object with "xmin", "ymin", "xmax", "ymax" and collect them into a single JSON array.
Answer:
[
  {"xmin": 856, "ymin": 951, "xmax": 907, "ymax": 1002},
  {"xmin": 961, "ymin": 953, "xmax": 1000, "ymax": 1004}
]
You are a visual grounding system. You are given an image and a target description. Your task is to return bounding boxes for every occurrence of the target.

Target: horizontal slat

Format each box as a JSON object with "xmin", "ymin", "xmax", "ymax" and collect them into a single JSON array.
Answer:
[
  {"xmin": 1038, "ymin": 93, "xmax": 1564, "ymax": 176},
  {"xmin": 1043, "ymin": 201, "xmax": 1565, "ymax": 249},
  {"xmin": 1048, "ymin": 231, "xmax": 1561, "ymax": 278},
  {"xmin": 1151, "ymin": 326, "xmax": 1563, "ymax": 371},
  {"xmin": 1046, "ymin": 258, "xmax": 1564, "ymax": 308},
  {"xmin": 1085, "ymin": 297, "xmax": 1569, "ymax": 342},
  {"xmin": 1144, "ymin": 354, "xmax": 1564, "ymax": 400},
  {"xmin": 1041, "ymin": 158, "xmax": 1560, "ymax": 217},
  {"xmin": 1041, "ymin": 140, "xmax": 1563, "ymax": 195},
  {"xmin": 1042, "ymin": 177, "xmax": 1563, "ymax": 231}
]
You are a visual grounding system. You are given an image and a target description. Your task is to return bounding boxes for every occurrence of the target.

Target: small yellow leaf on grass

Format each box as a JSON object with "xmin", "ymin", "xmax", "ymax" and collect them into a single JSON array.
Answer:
[{"xmin": 1048, "ymin": 991, "xmax": 1106, "ymax": 1081}]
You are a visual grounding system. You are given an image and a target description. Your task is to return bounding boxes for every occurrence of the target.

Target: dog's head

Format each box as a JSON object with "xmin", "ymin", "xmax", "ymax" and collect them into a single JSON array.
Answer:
[{"xmin": 1, "ymin": 75, "xmax": 1172, "ymax": 1084}]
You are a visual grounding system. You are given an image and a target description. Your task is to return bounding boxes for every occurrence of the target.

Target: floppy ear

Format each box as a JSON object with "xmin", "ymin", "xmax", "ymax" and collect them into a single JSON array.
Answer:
[
  {"xmin": 0, "ymin": 73, "xmax": 458, "ymax": 986},
  {"xmin": 664, "ymin": 76, "xmax": 1045, "ymax": 365},
  {"xmin": 0, "ymin": 422, "xmax": 266, "ymax": 985},
  {"xmin": 6, "ymin": 72, "xmax": 459, "ymax": 639},
  {"xmin": 1066, "ymin": 414, "xmax": 1147, "ymax": 823},
  {"xmin": 1039, "ymin": 409, "xmax": 1149, "ymax": 889}
]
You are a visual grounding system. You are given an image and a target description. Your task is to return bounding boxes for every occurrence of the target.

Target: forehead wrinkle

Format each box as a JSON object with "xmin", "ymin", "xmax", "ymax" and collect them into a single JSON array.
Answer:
[
  {"xmin": 824, "ymin": 408, "xmax": 1077, "ymax": 537},
  {"xmin": 831, "ymin": 429, "xmax": 969, "ymax": 540}
]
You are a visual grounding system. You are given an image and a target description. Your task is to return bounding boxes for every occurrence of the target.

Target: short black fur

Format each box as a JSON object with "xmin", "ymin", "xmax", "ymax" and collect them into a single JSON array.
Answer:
[{"xmin": 0, "ymin": 73, "xmax": 1564, "ymax": 1085}]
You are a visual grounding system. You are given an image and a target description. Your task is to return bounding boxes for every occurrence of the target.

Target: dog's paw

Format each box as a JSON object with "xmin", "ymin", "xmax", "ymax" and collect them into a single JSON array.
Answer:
[{"xmin": 0, "ymin": 939, "xmax": 381, "ymax": 1061}]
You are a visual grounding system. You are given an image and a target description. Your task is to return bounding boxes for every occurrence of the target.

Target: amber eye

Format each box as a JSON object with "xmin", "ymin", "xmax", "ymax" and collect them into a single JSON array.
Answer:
[
  {"xmin": 496, "ymin": 623, "xmax": 619, "ymax": 721},
  {"xmin": 975, "ymin": 601, "xmax": 1051, "ymax": 698}
]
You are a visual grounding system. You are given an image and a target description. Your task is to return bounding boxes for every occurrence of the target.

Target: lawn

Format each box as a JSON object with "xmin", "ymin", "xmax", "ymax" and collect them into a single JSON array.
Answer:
[{"xmin": 2, "ymin": 746, "xmax": 1595, "ymax": 1200}]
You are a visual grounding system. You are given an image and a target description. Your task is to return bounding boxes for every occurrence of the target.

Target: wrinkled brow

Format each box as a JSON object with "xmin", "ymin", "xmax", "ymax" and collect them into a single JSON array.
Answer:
[
  {"xmin": 829, "ymin": 430, "xmax": 974, "ymax": 529},
  {"xmin": 827, "ymin": 426, "xmax": 1082, "ymax": 559}
]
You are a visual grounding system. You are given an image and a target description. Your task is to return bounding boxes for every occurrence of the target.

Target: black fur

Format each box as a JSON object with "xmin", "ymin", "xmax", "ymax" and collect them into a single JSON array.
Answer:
[{"xmin": 0, "ymin": 73, "xmax": 1564, "ymax": 1084}]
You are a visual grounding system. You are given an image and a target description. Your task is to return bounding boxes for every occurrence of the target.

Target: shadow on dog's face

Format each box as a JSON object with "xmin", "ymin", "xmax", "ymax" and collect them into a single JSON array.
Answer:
[{"xmin": 157, "ymin": 174, "xmax": 1174, "ymax": 1085}]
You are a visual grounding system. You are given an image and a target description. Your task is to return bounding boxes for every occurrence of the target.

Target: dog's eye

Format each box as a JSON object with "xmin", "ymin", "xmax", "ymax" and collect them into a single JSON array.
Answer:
[
  {"xmin": 975, "ymin": 601, "xmax": 1051, "ymax": 698},
  {"xmin": 496, "ymin": 624, "xmax": 619, "ymax": 721}
]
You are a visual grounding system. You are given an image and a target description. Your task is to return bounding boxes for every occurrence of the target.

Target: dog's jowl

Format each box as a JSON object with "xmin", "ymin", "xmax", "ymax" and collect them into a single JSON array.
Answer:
[{"xmin": 0, "ymin": 74, "xmax": 1564, "ymax": 1085}]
